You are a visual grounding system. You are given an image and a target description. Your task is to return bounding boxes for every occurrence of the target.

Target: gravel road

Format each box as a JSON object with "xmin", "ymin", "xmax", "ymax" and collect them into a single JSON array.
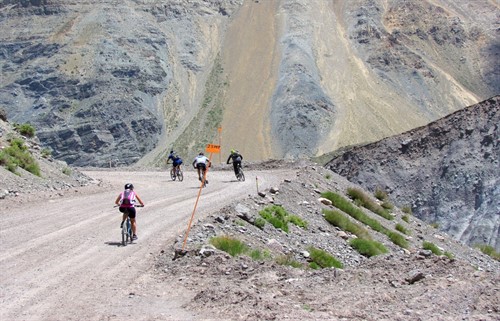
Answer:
[{"xmin": 1, "ymin": 167, "xmax": 291, "ymax": 321}]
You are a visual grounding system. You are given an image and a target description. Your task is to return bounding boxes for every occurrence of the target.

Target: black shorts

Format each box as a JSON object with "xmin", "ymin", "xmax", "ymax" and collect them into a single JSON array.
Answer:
[
  {"xmin": 196, "ymin": 163, "xmax": 207, "ymax": 170},
  {"xmin": 119, "ymin": 207, "xmax": 136, "ymax": 219}
]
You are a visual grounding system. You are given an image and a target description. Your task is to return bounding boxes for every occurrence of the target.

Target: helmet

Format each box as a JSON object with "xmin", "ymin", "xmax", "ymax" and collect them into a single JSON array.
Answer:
[
  {"xmin": 199, "ymin": 152, "xmax": 204, "ymax": 156},
  {"xmin": 170, "ymin": 150, "xmax": 174, "ymax": 154},
  {"xmin": 124, "ymin": 183, "xmax": 134, "ymax": 190},
  {"xmin": 231, "ymin": 149, "xmax": 236, "ymax": 154}
]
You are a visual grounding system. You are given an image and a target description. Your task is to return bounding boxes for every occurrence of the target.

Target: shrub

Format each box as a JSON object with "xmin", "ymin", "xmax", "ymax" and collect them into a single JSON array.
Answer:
[
  {"xmin": 14, "ymin": 123, "xmax": 35, "ymax": 138},
  {"xmin": 210, "ymin": 235, "xmax": 249, "ymax": 257},
  {"xmin": 402, "ymin": 214, "xmax": 410, "ymax": 223},
  {"xmin": 430, "ymin": 222, "xmax": 439, "ymax": 229},
  {"xmin": 322, "ymin": 191, "xmax": 409, "ymax": 249},
  {"xmin": 423, "ymin": 241, "xmax": 443, "ymax": 255},
  {"xmin": 323, "ymin": 209, "xmax": 371, "ymax": 240},
  {"xmin": 402, "ymin": 206, "xmax": 412, "ymax": 214},
  {"xmin": 395, "ymin": 223, "xmax": 410, "ymax": 235},
  {"xmin": 346, "ymin": 188, "xmax": 393, "ymax": 220},
  {"xmin": 388, "ymin": 231, "xmax": 409, "ymax": 249},
  {"xmin": 41, "ymin": 148, "xmax": 52, "ymax": 158},
  {"xmin": 381, "ymin": 201, "xmax": 394, "ymax": 210},
  {"xmin": 321, "ymin": 191, "xmax": 386, "ymax": 234},
  {"xmin": 308, "ymin": 247, "xmax": 343, "ymax": 269},
  {"xmin": 475, "ymin": 244, "xmax": 500, "ymax": 261},
  {"xmin": 276, "ymin": 254, "xmax": 303, "ymax": 268},
  {"xmin": 253, "ymin": 217, "xmax": 266, "ymax": 229},
  {"xmin": 62, "ymin": 167, "xmax": 72, "ymax": 176},
  {"xmin": 259, "ymin": 205, "xmax": 307, "ymax": 233},
  {"xmin": 249, "ymin": 249, "xmax": 271, "ymax": 261},
  {"xmin": 374, "ymin": 187, "xmax": 388, "ymax": 201},
  {"xmin": 1, "ymin": 138, "xmax": 40, "ymax": 176},
  {"xmin": 444, "ymin": 251, "xmax": 455, "ymax": 260},
  {"xmin": 350, "ymin": 238, "xmax": 388, "ymax": 257}
]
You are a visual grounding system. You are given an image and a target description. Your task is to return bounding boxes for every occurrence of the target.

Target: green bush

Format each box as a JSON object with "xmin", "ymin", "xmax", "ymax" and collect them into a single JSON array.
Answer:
[
  {"xmin": 253, "ymin": 217, "xmax": 266, "ymax": 229},
  {"xmin": 374, "ymin": 188, "xmax": 388, "ymax": 201},
  {"xmin": 259, "ymin": 205, "xmax": 307, "ymax": 233},
  {"xmin": 249, "ymin": 249, "xmax": 271, "ymax": 261},
  {"xmin": 308, "ymin": 247, "xmax": 343, "ymax": 269},
  {"xmin": 347, "ymin": 188, "xmax": 393, "ymax": 220},
  {"xmin": 62, "ymin": 167, "xmax": 72, "ymax": 176},
  {"xmin": 475, "ymin": 244, "xmax": 500, "ymax": 261},
  {"xmin": 276, "ymin": 254, "xmax": 303, "ymax": 268},
  {"xmin": 402, "ymin": 214, "xmax": 410, "ymax": 223},
  {"xmin": 323, "ymin": 209, "xmax": 371, "ymax": 240},
  {"xmin": 210, "ymin": 235, "xmax": 249, "ymax": 257},
  {"xmin": 1, "ymin": 138, "xmax": 40, "ymax": 176},
  {"xmin": 321, "ymin": 191, "xmax": 386, "ymax": 234},
  {"xmin": 41, "ymin": 148, "xmax": 52, "ymax": 158},
  {"xmin": 423, "ymin": 241, "xmax": 443, "ymax": 255},
  {"xmin": 395, "ymin": 223, "xmax": 410, "ymax": 235},
  {"xmin": 349, "ymin": 238, "xmax": 388, "ymax": 257},
  {"xmin": 402, "ymin": 206, "xmax": 412, "ymax": 214},
  {"xmin": 322, "ymin": 191, "xmax": 409, "ymax": 249},
  {"xmin": 14, "ymin": 123, "xmax": 35, "ymax": 138},
  {"xmin": 388, "ymin": 231, "xmax": 409, "ymax": 249}
]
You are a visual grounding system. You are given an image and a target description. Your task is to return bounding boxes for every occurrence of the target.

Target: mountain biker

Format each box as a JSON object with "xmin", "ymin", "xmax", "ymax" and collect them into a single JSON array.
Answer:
[
  {"xmin": 167, "ymin": 150, "xmax": 183, "ymax": 175},
  {"xmin": 226, "ymin": 149, "xmax": 243, "ymax": 177},
  {"xmin": 192, "ymin": 152, "xmax": 211, "ymax": 183},
  {"xmin": 115, "ymin": 183, "xmax": 145, "ymax": 240}
]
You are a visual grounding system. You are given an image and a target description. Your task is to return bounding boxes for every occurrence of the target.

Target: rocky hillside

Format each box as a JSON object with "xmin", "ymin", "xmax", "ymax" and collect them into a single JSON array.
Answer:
[
  {"xmin": 156, "ymin": 161, "xmax": 499, "ymax": 320},
  {"xmin": 326, "ymin": 96, "xmax": 499, "ymax": 252},
  {"xmin": 0, "ymin": 110, "xmax": 103, "ymax": 203},
  {"xmin": 0, "ymin": 0, "xmax": 498, "ymax": 166}
]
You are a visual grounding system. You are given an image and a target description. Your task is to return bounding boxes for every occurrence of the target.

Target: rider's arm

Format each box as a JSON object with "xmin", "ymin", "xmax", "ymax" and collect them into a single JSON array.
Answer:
[
  {"xmin": 135, "ymin": 194, "xmax": 145, "ymax": 206},
  {"xmin": 115, "ymin": 194, "xmax": 121, "ymax": 206},
  {"xmin": 226, "ymin": 154, "xmax": 231, "ymax": 164}
]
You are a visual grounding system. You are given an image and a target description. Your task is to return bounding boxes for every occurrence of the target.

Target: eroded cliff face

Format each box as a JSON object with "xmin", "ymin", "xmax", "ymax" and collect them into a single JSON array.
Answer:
[
  {"xmin": 326, "ymin": 96, "xmax": 500, "ymax": 251},
  {"xmin": 0, "ymin": 0, "xmax": 498, "ymax": 166},
  {"xmin": 0, "ymin": 0, "xmax": 242, "ymax": 166}
]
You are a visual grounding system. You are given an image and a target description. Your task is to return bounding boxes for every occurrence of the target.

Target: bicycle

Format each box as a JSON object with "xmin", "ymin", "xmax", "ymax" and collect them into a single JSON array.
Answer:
[
  {"xmin": 117, "ymin": 205, "xmax": 143, "ymax": 246},
  {"xmin": 228, "ymin": 160, "xmax": 245, "ymax": 181},
  {"xmin": 170, "ymin": 166, "xmax": 184, "ymax": 181},
  {"xmin": 235, "ymin": 163, "xmax": 245, "ymax": 181}
]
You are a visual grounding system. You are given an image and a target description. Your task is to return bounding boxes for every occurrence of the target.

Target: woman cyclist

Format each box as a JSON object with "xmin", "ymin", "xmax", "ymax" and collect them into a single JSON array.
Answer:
[{"xmin": 115, "ymin": 183, "xmax": 145, "ymax": 240}]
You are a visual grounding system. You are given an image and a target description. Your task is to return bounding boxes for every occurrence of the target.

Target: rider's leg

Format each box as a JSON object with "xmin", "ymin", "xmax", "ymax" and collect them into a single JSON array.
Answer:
[
  {"xmin": 233, "ymin": 162, "xmax": 238, "ymax": 175},
  {"xmin": 128, "ymin": 208, "xmax": 137, "ymax": 237},
  {"xmin": 131, "ymin": 217, "xmax": 137, "ymax": 235}
]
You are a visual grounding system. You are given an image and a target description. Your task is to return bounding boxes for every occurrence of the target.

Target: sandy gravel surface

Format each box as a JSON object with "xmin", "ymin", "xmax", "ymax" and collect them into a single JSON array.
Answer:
[{"xmin": 1, "ymin": 167, "xmax": 291, "ymax": 321}]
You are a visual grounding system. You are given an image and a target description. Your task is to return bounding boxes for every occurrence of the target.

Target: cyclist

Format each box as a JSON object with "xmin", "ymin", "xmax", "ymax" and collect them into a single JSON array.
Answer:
[
  {"xmin": 226, "ymin": 149, "xmax": 243, "ymax": 178},
  {"xmin": 115, "ymin": 183, "xmax": 145, "ymax": 240},
  {"xmin": 192, "ymin": 152, "xmax": 211, "ymax": 183},
  {"xmin": 167, "ymin": 150, "xmax": 183, "ymax": 176}
]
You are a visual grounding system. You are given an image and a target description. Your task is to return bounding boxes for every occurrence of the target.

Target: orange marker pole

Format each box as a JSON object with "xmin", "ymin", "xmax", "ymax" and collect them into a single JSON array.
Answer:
[
  {"xmin": 181, "ymin": 145, "xmax": 219, "ymax": 251},
  {"xmin": 218, "ymin": 126, "xmax": 222, "ymax": 165}
]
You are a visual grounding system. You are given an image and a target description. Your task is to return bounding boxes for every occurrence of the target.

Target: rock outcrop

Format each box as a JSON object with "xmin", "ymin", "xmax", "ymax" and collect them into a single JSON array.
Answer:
[
  {"xmin": 0, "ymin": 0, "xmax": 498, "ymax": 166},
  {"xmin": 326, "ymin": 96, "xmax": 499, "ymax": 251}
]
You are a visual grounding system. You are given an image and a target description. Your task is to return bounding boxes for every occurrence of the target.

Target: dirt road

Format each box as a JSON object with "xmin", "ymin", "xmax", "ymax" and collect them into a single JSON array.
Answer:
[{"xmin": 1, "ymin": 168, "xmax": 290, "ymax": 321}]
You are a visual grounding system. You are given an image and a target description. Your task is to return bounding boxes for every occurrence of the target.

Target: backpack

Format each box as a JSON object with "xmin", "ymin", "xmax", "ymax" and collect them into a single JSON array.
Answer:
[{"xmin": 121, "ymin": 190, "xmax": 134, "ymax": 206}]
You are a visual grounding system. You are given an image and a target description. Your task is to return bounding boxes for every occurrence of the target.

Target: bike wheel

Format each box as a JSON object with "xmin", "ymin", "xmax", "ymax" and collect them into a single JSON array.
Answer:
[
  {"xmin": 170, "ymin": 168, "xmax": 176, "ymax": 181},
  {"xmin": 239, "ymin": 169, "xmax": 245, "ymax": 182},
  {"xmin": 126, "ymin": 220, "xmax": 132, "ymax": 243},
  {"xmin": 121, "ymin": 225, "xmax": 126, "ymax": 246},
  {"xmin": 178, "ymin": 169, "xmax": 184, "ymax": 182}
]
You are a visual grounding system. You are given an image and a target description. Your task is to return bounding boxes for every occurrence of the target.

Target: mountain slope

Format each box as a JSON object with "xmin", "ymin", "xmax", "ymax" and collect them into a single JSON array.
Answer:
[
  {"xmin": 326, "ymin": 96, "xmax": 499, "ymax": 251},
  {"xmin": 0, "ymin": 0, "xmax": 498, "ymax": 166}
]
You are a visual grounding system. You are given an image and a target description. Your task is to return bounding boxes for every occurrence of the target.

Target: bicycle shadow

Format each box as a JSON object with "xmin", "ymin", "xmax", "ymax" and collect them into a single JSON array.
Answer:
[{"xmin": 104, "ymin": 241, "xmax": 136, "ymax": 247}]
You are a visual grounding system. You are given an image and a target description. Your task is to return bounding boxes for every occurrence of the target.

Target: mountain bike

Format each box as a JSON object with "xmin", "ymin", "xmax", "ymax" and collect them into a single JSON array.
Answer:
[
  {"xmin": 121, "ymin": 212, "xmax": 133, "ymax": 246},
  {"xmin": 228, "ymin": 161, "xmax": 245, "ymax": 181},
  {"xmin": 117, "ymin": 205, "xmax": 143, "ymax": 246},
  {"xmin": 170, "ymin": 166, "xmax": 184, "ymax": 181},
  {"xmin": 235, "ymin": 163, "xmax": 245, "ymax": 181}
]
